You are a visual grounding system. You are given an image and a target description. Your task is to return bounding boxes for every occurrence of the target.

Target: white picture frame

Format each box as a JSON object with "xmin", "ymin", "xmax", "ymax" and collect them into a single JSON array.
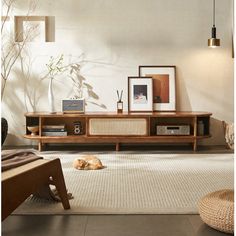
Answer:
[{"xmin": 128, "ymin": 77, "xmax": 153, "ymax": 112}]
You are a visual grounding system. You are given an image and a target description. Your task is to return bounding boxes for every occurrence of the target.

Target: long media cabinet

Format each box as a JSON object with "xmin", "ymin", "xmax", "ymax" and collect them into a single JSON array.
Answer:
[{"xmin": 24, "ymin": 112, "xmax": 212, "ymax": 151}]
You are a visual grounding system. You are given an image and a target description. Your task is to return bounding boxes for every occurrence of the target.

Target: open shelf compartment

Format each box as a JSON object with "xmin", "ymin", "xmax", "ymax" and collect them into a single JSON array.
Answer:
[
  {"xmin": 41, "ymin": 117, "xmax": 86, "ymax": 136},
  {"xmin": 150, "ymin": 117, "xmax": 194, "ymax": 136}
]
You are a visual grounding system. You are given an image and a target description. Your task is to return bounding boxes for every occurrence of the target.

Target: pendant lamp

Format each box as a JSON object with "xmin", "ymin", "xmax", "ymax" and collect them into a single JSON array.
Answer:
[{"xmin": 208, "ymin": 0, "xmax": 220, "ymax": 48}]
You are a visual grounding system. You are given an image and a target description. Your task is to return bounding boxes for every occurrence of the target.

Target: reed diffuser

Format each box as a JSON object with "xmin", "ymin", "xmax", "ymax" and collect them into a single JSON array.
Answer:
[{"xmin": 116, "ymin": 90, "xmax": 123, "ymax": 113}]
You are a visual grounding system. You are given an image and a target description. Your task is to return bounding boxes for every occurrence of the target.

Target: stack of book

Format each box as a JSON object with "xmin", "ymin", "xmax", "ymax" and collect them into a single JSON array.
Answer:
[{"xmin": 42, "ymin": 124, "xmax": 67, "ymax": 136}]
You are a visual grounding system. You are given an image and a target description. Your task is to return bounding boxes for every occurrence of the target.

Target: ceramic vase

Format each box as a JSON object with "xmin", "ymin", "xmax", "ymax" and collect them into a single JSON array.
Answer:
[{"xmin": 48, "ymin": 77, "xmax": 56, "ymax": 113}]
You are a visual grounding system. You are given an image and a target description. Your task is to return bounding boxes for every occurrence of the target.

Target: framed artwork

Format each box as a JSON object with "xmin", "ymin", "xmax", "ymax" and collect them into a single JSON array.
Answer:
[
  {"xmin": 128, "ymin": 77, "xmax": 153, "ymax": 112},
  {"xmin": 139, "ymin": 66, "xmax": 176, "ymax": 111}
]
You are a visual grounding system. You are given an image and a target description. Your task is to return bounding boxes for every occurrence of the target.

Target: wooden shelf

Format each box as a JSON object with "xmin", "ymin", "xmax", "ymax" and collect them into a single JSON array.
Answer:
[
  {"xmin": 24, "ymin": 112, "xmax": 212, "ymax": 151},
  {"xmin": 25, "ymin": 111, "xmax": 212, "ymax": 117},
  {"xmin": 24, "ymin": 134, "xmax": 211, "ymax": 140},
  {"xmin": 24, "ymin": 135, "xmax": 40, "ymax": 140},
  {"xmin": 40, "ymin": 135, "xmax": 87, "ymax": 139},
  {"xmin": 196, "ymin": 135, "xmax": 211, "ymax": 139}
]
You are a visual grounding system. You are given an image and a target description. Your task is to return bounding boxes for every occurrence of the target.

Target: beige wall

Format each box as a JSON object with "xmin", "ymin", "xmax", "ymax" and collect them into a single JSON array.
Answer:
[{"xmin": 2, "ymin": 0, "xmax": 233, "ymax": 146}]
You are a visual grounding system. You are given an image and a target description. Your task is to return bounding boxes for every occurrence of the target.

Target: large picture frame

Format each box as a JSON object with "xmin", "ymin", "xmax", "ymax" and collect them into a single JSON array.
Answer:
[
  {"xmin": 128, "ymin": 76, "xmax": 153, "ymax": 112},
  {"xmin": 139, "ymin": 66, "xmax": 176, "ymax": 111}
]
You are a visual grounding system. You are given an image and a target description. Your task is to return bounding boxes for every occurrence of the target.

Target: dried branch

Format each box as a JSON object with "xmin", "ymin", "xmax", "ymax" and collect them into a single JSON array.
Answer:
[
  {"xmin": 1, "ymin": 0, "xmax": 38, "ymax": 100},
  {"xmin": 1, "ymin": 0, "xmax": 14, "ymax": 33}
]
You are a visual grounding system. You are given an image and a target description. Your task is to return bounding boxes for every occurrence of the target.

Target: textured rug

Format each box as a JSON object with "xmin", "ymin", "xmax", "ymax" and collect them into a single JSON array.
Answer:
[{"xmin": 13, "ymin": 153, "xmax": 234, "ymax": 215}]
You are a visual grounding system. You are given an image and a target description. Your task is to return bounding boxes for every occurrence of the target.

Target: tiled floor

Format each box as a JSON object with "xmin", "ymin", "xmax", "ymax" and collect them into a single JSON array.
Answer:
[{"xmin": 2, "ymin": 214, "xmax": 231, "ymax": 236}]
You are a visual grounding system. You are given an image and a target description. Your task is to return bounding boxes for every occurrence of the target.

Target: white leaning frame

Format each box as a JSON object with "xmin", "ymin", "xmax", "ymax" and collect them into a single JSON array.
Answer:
[{"xmin": 128, "ymin": 76, "xmax": 153, "ymax": 112}]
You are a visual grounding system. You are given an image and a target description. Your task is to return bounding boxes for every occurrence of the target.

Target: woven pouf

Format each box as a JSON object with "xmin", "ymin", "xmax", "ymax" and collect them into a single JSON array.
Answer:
[{"xmin": 198, "ymin": 189, "xmax": 234, "ymax": 234}]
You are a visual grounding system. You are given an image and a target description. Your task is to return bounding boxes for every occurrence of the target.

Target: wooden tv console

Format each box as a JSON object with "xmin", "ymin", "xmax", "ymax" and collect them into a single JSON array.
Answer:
[{"xmin": 24, "ymin": 112, "xmax": 212, "ymax": 151}]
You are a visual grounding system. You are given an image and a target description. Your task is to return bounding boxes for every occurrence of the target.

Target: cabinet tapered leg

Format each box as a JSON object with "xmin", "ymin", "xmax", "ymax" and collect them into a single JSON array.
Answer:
[
  {"xmin": 193, "ymin": 140, "xmax": 197, "ymax": 151},
  {"xmin": 38, "ymin": 141, "xmax": 42, "ymax": 152},
  {"xmin": 116, "ymin": 143, "xmax": 120, "ymax": 151}
]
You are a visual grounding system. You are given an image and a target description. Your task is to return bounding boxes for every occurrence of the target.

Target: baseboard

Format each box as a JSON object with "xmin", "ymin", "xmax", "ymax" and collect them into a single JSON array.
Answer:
[{"xmin": 2, "ymin": 144, "xmax": 233, "ymax": 154}]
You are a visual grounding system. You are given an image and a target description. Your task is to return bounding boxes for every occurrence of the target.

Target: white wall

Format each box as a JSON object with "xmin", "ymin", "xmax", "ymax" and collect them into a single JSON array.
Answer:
[{"xmin": 2, "ymin": 0, "xmax": 234, "ymax": 146}]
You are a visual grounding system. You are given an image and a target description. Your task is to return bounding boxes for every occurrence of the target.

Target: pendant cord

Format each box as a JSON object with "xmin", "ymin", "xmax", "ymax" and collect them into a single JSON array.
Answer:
[{"xmin": 213, "ymin": 0, "xmax": 215, "ymax": 26}]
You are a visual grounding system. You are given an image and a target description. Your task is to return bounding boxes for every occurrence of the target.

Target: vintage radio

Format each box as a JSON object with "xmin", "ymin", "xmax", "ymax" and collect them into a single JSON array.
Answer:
[
  {"xmin": 62, "ymin": 99, "xmax": 85, "ymax": 114},
  {"xmin": 156, "ymin": 125, "xmax": 190, "ymax": 135}
]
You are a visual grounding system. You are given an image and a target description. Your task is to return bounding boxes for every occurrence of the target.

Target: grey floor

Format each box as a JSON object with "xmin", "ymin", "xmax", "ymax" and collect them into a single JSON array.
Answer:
[
  {"xmin": 2, "ymin": 214, "xmax": 231, "ymax": 236},
  {"xmin": 2, "ymin": 145, "xmax": 233, "ymax": 236}
]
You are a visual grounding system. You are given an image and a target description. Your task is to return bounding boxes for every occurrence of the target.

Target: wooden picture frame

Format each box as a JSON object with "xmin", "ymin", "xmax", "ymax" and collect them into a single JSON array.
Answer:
[
  {"xmin": 128, "ymin": 76, "xmax": 153, "ymax": 112},
  {"xmin": 139, "ymin": 66, "xmax": 176, "ymax": 111}
]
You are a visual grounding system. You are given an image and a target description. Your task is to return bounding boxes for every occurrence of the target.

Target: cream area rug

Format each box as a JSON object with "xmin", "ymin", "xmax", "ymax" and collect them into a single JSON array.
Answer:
[{"xmin": 14, "ymin": 153, "xmax": 234, "ymax": 215}]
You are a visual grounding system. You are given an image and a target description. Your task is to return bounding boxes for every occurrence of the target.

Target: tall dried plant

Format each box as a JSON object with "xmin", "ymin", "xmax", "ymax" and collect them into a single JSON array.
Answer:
[
  {"xmin": 45, "ymin": 54, "xmax": 107, "ymax": 109},
  {"xmin": 1, "ymin": 0, "xmax": 37, "ymax": 100}
]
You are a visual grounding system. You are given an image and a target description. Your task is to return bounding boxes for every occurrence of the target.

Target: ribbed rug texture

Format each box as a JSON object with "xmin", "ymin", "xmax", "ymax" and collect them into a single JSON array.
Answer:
[{"xmin": 14, "ymin": 153, "xmax": 234, "ymax": 214}]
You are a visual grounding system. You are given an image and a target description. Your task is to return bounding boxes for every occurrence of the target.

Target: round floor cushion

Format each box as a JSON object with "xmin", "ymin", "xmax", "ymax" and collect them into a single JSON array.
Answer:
[{"xmin": 198, "ymin": 189, "xmax": 234, "ymax": 234}]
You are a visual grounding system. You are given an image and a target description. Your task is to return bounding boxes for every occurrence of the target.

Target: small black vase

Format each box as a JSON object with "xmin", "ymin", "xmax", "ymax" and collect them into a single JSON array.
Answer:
[{"xmin": 1, "ymin": 117, "xmax": 8, "ymax": 145}]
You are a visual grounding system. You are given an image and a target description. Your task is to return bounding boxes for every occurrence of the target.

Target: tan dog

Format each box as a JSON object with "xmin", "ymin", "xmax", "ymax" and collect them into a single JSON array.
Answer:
[{"xmin": 73, "ymin": 155, "xmax": 104, "ymax": 170}]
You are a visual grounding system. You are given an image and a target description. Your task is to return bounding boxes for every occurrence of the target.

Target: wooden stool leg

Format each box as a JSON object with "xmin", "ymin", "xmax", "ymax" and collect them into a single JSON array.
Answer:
[{"xmin": 52, "ymin": 160, "xmax": 70, "ymax": 209}]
